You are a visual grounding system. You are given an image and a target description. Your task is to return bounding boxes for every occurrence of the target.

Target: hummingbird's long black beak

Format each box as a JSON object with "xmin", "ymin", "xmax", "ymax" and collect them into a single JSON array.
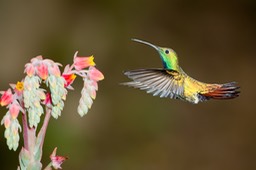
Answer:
[{"xmin": 132, "ymin": 38, "xmax": 159, "ymax": 51}]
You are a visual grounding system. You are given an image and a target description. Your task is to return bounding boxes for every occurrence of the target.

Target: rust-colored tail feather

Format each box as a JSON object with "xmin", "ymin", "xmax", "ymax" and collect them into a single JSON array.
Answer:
[{"xmin": 202, "ymin": 82, "xmax": 240, "ymax": 100}]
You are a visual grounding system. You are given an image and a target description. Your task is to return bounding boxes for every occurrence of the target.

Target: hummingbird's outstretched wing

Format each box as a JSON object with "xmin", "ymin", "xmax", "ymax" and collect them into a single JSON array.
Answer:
[{"xmin": 122, "ymin": 68, "xmax": 184, "ymax": 99}]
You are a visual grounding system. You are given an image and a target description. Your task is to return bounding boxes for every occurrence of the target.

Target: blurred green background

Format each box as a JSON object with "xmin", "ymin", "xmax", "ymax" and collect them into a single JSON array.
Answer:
[{"xmin": 0, "ymin": 0, "xmax": 255, "ymax": 170}]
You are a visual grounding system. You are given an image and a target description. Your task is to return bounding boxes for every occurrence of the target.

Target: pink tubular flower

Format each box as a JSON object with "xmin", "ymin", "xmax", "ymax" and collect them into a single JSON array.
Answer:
[
  {"xmin": 50, "ymin": 147, "xmax": 68, "ymax": 169},
  {"xmin": 37, "ymin": 63, "xmax": 48, "ymax": 80},
  {"xmin": 88, "ymin": 66, "xmax": 104, "ymax": 81},
  {"xmin": 62, "ymin": 74, "xmax": 76, "ymax": 87},
  {"xmin": 43, "ymin": 93, "xmax": 52, "ymax": 107},
  {"xmin": 24, "ymin": 63, "xmax": 35, "ymax": 76},
  {"xmin": 0, "ymin": 89, "xmax": 13, "ymax": 106},
  {"xmin": 73, "ymin": 51, "xmax": 95, "ymax": 71},
  {"xmin": 9, "ymin": 103, "xmax": 20, "ymax": 119},
  {"xmin": 49, "ymin": 64, "xmax": 61, "ymax": 76}
]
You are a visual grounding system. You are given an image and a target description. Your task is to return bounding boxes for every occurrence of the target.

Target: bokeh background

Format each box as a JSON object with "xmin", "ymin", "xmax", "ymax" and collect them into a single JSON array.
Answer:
[{"xmin": 0, "ymin": 1, "xmax": 255, "ymax": 170}]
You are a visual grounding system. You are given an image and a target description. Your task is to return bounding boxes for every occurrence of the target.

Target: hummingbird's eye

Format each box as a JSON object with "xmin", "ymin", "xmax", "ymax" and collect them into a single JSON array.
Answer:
[{"xmin": 165, "ymin": 50, "xmax": 169, "ymax": 54}]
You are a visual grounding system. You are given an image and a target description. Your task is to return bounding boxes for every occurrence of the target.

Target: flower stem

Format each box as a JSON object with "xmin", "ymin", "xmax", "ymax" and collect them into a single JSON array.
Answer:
[
  {"xmin": 21, "ymin": 107, "xmax": 29, "ymax": 150},
  {"xmin": 38, "ymin": 107, "xmax": 52, "ymax": 150},
  {"xmin": 44, "ymin": 162, "xmax": 52, "ymax": 170}
]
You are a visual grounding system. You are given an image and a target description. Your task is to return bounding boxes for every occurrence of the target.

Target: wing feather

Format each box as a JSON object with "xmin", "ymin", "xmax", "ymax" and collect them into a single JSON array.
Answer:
[{"xmin": 122, "ymin": 68, "xmax": 184, "ymax": 99}]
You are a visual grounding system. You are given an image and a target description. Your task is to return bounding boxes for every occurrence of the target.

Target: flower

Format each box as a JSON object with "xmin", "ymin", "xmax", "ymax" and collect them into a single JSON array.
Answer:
[
  {"xmin": 50, "ymin": 147, "xmax": 68, "ymax": 169},
  {"xmin": 49, "ymin": 64, "xmax": 61, "ymax": 77},
  {"xmin": 43, "ymin": 93, "xmax": 52, "ymax": 107},
  {"xmin": 14, "ymin": 81, "xmax": 24, "ymax": 96},
  {"xmin": 37, "ymin": 63, "xmax": 49, "ymax": 80},
  {"xmin": 15, "ymin": 81, "xmax": 24, "ymax": 91},
  {"xmin": 0, "ymin": 89, "xmax": 13, "ymax": 106},
  {"xmin": 62, "ymin": 74, "xmax": 76, "ymax": 88},
  {"xmin": 88, "ymin": 66, "xmax": 104, "ymax": 81},
  {"xmin": 73, "ymin": 51, "xmax": 95, "ymax": 71},
  {"xmin": 24, "ymin": 63, "xmax": 35, "ymax": 76},
  {"xmin": 9, "ymin": 102, "xmax": 20, "ymax": 119}
]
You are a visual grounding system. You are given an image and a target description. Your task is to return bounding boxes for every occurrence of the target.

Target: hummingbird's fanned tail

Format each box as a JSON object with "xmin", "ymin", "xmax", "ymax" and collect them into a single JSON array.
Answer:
[{"xmin": 200, "ymin": 82, "xmax": 240, "ymax": 100}]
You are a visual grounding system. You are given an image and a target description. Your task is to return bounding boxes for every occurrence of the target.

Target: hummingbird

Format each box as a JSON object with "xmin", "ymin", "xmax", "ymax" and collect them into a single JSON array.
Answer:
[{"xmin": 122, "ymin": 39, "xmax": 240, "ymax": 104}]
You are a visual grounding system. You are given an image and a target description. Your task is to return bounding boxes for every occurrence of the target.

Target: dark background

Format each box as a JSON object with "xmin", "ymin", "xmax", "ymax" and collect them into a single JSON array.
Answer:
[{"xmin": 0, "ymin": 1, "xmax": 255, "ymax": 169}]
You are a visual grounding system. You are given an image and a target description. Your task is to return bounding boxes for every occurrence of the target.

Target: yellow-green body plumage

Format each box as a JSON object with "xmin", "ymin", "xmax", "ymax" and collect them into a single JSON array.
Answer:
[{"xmin": 122, "ymin": 39, "xmax": 240, "ymax": 104}]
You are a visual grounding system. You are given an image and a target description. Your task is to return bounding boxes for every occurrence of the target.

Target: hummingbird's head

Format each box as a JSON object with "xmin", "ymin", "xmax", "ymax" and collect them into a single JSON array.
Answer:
[{"xmin": 132, "ymin": 39, "xmax": 179, "ymax": 71}]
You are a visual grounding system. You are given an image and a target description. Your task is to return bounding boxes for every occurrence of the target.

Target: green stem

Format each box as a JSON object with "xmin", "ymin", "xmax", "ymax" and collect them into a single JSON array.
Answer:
[{"xmin": 44, "ymin": 162, "xmax": 52, "ymax": 170}]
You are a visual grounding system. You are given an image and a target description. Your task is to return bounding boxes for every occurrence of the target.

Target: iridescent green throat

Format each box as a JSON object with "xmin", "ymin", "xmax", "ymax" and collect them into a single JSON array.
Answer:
[{"xmin": 158, "ymin": 48, "xmax": 179, "ymax": 71}]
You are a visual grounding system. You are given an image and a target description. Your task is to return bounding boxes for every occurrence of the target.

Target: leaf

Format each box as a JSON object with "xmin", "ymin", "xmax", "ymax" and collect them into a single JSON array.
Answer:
[{"xmin": 19, "ymin": 147, "xmax": 31, "ymax": 170}]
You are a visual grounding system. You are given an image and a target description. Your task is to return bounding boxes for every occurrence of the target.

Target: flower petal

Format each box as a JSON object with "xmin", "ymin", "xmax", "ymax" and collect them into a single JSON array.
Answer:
[
  {"xmin": 74, "ymin": 52, "xmax": 95, "ymax": 71},
  {"xmin": 9, "ymin": 103, "xmax": 20, "ymax": 119},
  {"xmin": 88, "ymin": 67, "xmax": 104, "ymax": 81},
  {"xmin": 62, "ymin": 74, "xmax": 76, "ymax": 87},
  {"xmin": 25, "ymin": 63, "xmax": 35, "ymax": 76},
  {"xmin": 50, "ymin": 147, "xmax": 68, "ymax": 169},
  {"xmin": 0, "ymin": 89, "xmax": 13, "ymax": 106},
  {"xmin": 37, "ymin": 63, "xmax": 48, "ymax": 80},
  {"xmin": 15, "ymin": 81, "xmax": 24, "ymax": 91},
  {"xmin": 49, "ymin": 64, "xmax": 61, "ymax": 76}
]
